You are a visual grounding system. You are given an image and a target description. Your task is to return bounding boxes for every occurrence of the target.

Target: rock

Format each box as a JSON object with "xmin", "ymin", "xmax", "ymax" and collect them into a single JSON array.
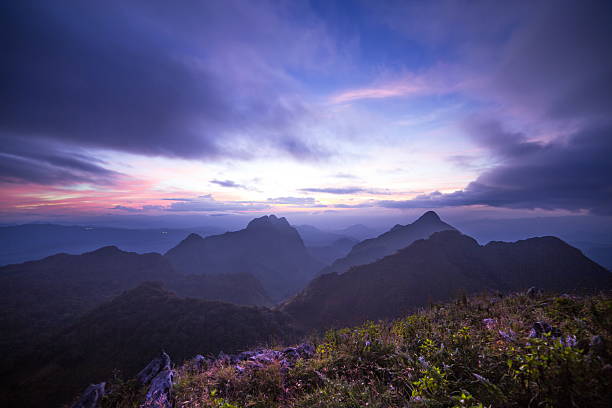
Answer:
[
  {"xmin": 217, "ymin": 351, "xmax": 238, "ymax": 364},
  {"xmin": 498, "ymin": 329, "xmax": 517, "ymax": 342},
  {"xmin": 193, "ymin": 354, "xmax": 211, "ymax": 370},
  {"xmin": 137, "ymin": 351, "xmax": 171, "ymax": 385},
  {"xmin": 590, "ymin": 335, "xmax": 605, "ymax": 355},
  {"xmin": 72, "ymin": 382, "xmax": 105, "ymax": 408},
  {"xmin": 224, "ymin": 343, "xmax": 316, "ymax": 374},
  {"xmin": 529, "ymin": 321, "xmax": 562, "ymax": 339},
  {"xmin": 526, "ymin": 287, "xmax": 543, "ymax": 297},
  {"xmin": 141, "ymin": 369, "xmax": 174, "ymax": 408},
  {"xmin": 284, "ymin": 343, "xmax": 315, "ymax": 359},
  {"xmin": 482, "ymin": 318, "xmax": 497, "ymax": 330}
]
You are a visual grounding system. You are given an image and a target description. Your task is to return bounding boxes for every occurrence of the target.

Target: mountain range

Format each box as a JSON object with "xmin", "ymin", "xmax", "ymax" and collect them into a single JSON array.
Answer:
[
  {"xmin": 0, "ymin": 211, "xmax": 610, "ymax": 407},
  {"xmin": 320, "ymin": 210, "xmax": 456, "ymax": 275},
  {"xmin": 0, "ymin": 224, "xmax": 223, "ymax": 266},
  {"xmin": 282, "ymin": 229, "xmax": 612, "ymax": 329},
  {"xmin": 165, "ymin": 215, "xmax": 324, "ymax": 301}
]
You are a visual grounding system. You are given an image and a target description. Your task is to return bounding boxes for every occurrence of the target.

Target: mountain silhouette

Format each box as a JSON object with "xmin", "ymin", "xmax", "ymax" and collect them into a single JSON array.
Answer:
[
  {"xmin": 5, "ymin": 282, "xmax": 299, "ymax": 408},
  {"xmin": 0, "ymin": 223, "xmax": 223, "ymax": 266},
  {"xmin": 283, "ymin": 230, "xmax": 612, "ymax": 329},
  {"xmin": 320, "ymin": 211, "xmax": 456, "ymax": 275},
  {"xmin": 0, "ymin": 245, "xmax": 272, "ymax": 387},
  {"xmin": 165, "ymin": 215, "xmax": 324, "ymax": 301}
]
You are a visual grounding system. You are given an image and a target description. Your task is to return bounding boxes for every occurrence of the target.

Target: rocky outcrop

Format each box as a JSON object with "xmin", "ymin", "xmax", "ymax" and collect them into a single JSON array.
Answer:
[
  {"xmin": 137, "ymin": 351, "xmax": 171, "ymax": 384},
  {"xmin": 71, "ymin": 382, "xmax": 105, "ymax": 408},
  {"xmin": 71, "ymin": 344, "xmax": 314, "ymax": 407},
  {"xmin": 137, "ymin": 352, "xmax": 175, "ymax": 408},
  {"xmin": 142, "ymin": 369, "xmax": 175, "ymax": 408},
  {"xmin": 528, "ymin": 321, "xmax": 562, "ymax": 339},
  {"xmin": 216, "ymin": 343, "xmax": 315, "ymax": 371}
]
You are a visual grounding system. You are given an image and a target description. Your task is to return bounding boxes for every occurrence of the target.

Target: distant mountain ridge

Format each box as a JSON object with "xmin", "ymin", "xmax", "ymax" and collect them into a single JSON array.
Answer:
[
  {"xmin": 308, "ymin": 237, "xmax": 358, "ymax": 265},
  {"xmin": 320, "ymin": 211, "xmax": 456, "ymax": 275},
  {"xmin": 165, "ymin": 215, "xmax": 324, "ymax": 301},
  {"xmin": 0, "ymin": 223, "xmax": 223, "ymax": 266},
  {"xmin": 283, "ymin": 230, "xmax": 612, "ymax": 329}
]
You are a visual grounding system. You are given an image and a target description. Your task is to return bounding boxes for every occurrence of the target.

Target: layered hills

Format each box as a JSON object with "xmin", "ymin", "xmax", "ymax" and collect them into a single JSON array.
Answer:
[
  {"xmin": 0, "ymin": 246, "xmax": 271, "ymax": 382},
  {"xmin": 320, "ymin": 210, "xmax": 456, "ymax": 275},
  {"xmin": 283, "ymin": 230, "xmax": 612, "ymax": 329},
  {"xmin": 4, "ymin": 282, "xmax": 299, "ymax": 408},
  {"xmin": 165, "ymin": 215, "xmax": 323, "ymax": 301}
]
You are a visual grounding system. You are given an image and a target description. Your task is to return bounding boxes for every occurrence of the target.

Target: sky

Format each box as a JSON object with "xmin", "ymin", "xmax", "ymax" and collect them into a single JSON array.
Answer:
[{"xmin": 1, "ymin": 0, "xmax": 611, "ymax": 231}]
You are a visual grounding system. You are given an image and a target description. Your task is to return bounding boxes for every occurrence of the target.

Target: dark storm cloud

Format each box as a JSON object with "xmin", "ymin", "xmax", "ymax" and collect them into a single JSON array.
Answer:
[
  {"xmin": 380, "ymin": 120, "xmax": 612, "ymax": 215},
  {"xmin": 0, "ymin": 1, "xmax": 333, "ymax": 165},
  {"xmin": 492, "ymin": 0, "xmax": 612, "ymax": 123},
  {"xmin": 0, "ymin": 136, "xmax": 120, "ymax": 185},
  {"xmin": 378, "ymin": 0, "xmax": 612, "ymax": 215}
]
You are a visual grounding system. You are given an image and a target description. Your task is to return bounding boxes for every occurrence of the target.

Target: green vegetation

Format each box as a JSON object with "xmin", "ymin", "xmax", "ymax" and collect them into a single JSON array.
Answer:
[{"xmin": 107, "ymin": 291, "xmax": 612, "ymax": 407}]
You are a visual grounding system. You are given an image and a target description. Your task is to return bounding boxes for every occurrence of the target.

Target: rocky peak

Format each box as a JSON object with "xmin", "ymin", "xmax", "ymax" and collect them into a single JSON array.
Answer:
[
  {"xmin": 182, "ymin": 233, "xmax": 204, "ymax": 243},
  {"xmin": 414, "ymin": 210, "xmax": 442, "ymax": 224},
  {"xmin": 246, "ymin": 214, "xmax": 291, "ymax": 231}
]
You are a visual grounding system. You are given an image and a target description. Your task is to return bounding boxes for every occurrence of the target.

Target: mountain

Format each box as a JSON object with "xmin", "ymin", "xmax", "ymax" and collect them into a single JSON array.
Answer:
[
  {"xmin": 333, "ymin": 223, "xmax": 378, "ymax": 241},
  {"xmin": 0, "ymin": 223, "xmax": 223, "ymax": 266},
  {"xmin": 3, "ymin": 282, "xmax": 299, "ymax": 408},
  {"xmin": 308, "ymin": 237, "xmax": 358, "ymax": 265},
  {"xmin": 0, "ymin": 246, "xmax": 271, "ymax": 381},
  {"xmin": 165, "ymin": 215, "xmax": 324, "ymax": 301},
  {"xmin": 294, "ymin": 224, "xmax": 346, "ymax": 246},
  {"xmin": 320, "ymin": 211, "xmax": 456, "ymax": 275},
  {"xmin": 571, "ymin": 241, "xmax": 612, "ymax": 271},
  {"xmin": 282, "ymin": 230, "xmax": 612, "ymax": 329}
]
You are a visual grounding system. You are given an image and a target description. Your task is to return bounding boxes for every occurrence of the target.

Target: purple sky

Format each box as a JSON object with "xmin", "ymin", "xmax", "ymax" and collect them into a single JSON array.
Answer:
[{"xmin": 1, "ymin": 0, "xmax": 611, "ymax": 230}]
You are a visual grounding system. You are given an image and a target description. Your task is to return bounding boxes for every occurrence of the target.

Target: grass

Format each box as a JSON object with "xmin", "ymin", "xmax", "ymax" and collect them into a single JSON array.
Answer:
[{"xmin": 103, "ymin": 291, "xmax": 612, "ymax": 408}]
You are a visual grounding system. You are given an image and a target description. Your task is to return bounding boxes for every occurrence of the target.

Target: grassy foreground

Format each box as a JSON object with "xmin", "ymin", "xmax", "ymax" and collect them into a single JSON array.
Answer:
[{"xmin": 102, "ymin": 291, "xmax": 611, "ymax": 408}]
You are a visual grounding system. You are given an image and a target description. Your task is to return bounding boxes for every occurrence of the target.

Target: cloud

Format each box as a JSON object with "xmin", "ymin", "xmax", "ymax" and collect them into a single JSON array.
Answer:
[
  {"xmin": 299, "ymin": 187, "xmax": 401, "ymax": 195},
  {"xmin": 110, "ymin": 205, "xmax": 143, "ymax": 213},
  {"xmin": 330, "ymin": 79, "xmax": 427, "ymax": 104},
  {"xmin": 0, "ymin": 136, "xmax": 121, "ymax": 185},
  {"xmin": 0, "ymin": 1, "xmax": 338, "ymax": 164},
  {"xmin": 300, "ymin": 187, "xmax": 364, "ymax": 195},
  {"xmin": 166, "ymin": 194, "xmax": 270, "ymax": 212},
  {"xmin": 379, "ymin": 120, "xmax": 612, "ymax": 215},
  {"xmin": 333, "ymin": 173, "xmax": 359, "ymax": 179},
  {"xmin": 210, "ymin": 180, "xmax": 245, "ymax": 189},
  {"xmin": 332, "ymin": 202, "xmax": 376, "ymax": 209},
  {"xmin": 266, "ymin": 197, "xmax": 317, "ymax": 205},
  {"xmin": 372, "ymin": 1, "xmax": 612, "ymax": 215}
]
